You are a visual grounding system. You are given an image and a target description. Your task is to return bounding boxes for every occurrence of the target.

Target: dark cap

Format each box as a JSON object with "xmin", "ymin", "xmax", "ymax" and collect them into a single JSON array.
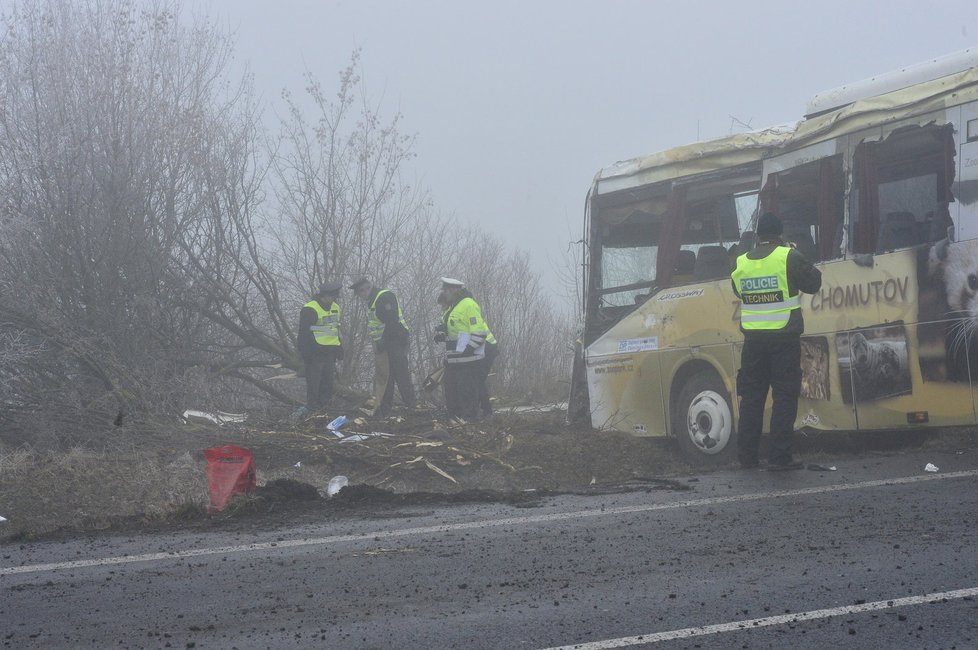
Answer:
[
  {"xmin": 755, "ymin": 212, "xmax": 783, "ymax": 237},
  {"xmin": 349, "ymin": 278, "xmax": 370, "ymax": 291},
  {"xmin": 317, "ymin": 281, "xmax": 342, "ymax": 295}
]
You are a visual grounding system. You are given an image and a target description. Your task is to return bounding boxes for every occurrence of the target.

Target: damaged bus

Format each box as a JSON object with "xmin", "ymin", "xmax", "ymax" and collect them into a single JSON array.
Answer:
[{"xmin": 568, "ymin": 47, "xmax": 978, "ymax": 464}]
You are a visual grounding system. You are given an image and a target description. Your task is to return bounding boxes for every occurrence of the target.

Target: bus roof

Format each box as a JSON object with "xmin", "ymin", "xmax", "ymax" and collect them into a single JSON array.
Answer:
[
  {"xmin": 806, "ymin": 47, "xmax": 978, "ymax": 118},
  {"xmin": 593, "ymin": 48, "xmax": 978, "ymax": 198}
]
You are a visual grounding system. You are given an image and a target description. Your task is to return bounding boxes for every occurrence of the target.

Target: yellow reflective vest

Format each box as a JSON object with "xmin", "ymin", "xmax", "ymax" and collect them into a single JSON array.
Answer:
[
  {"xmin": 367, "ymin": 289, "xmax": 408, "ymax": 342},
  {"xmin": 444, "ymin": 296, "xmax": 496, "ymax": 364},
  {"xmin": 304, "ymin": 299, "xmax": 341, "ymax": 346},
  {"xmin": 731, "ymin": 246, "xmax": 799, "ymax": 331}
]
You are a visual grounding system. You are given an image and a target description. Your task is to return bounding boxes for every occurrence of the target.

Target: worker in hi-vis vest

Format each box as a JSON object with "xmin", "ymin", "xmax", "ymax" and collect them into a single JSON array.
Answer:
[
  {"xmin": 435, "ymin": 277, "xmax": 497, "ymax": 421},
  {"xmin": 350, "ymin": 277, "xmax": 417, "ymax": 417},
  {"xmin": 296, "ymin": 281, "xmax": 344, "ymax": 412},
  {"xmin": 731, "ymin": 212, "xmax": 821, "ymax": 470}
]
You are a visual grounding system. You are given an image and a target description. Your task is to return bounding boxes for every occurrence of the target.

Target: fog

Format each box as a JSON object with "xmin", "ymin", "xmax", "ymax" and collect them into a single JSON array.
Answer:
[{"xmin": 191, "ymin": 0, "xmax": 977, "ymax": 291}]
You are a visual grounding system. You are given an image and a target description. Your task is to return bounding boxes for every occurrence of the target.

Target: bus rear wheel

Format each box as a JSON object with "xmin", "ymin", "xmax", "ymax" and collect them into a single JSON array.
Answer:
[{"xmin": 672, "ymin": 370, "xmax": 737, "ymax": 465}]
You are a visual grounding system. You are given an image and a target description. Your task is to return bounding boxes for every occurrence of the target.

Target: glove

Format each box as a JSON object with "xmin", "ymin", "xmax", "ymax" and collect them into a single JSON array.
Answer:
[{"xmin": 433, "ymin": 332, "xmax": 446, "ymax": 343}]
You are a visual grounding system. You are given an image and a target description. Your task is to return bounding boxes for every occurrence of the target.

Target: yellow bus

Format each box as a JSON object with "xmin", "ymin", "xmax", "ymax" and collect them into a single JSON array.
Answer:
[{"xmin": 569, "ymin": 47, "xmax": 978, "ymax": 464}]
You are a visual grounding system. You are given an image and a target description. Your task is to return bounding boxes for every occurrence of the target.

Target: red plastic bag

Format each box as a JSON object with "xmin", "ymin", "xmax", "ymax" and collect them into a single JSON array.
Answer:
[{"xmin": 203, "ymin": 446, "xmax": 256, "ymax": 511}]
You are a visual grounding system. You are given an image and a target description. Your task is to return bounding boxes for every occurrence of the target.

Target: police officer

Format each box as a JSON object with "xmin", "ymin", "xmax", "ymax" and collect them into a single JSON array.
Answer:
[
  {"xmin": 731, "ymin": 212, "xmax": 822, "ymax": 469},
  {"xmin": 436, "ymin": 278, "xmax": 497, "ymax": 421},
  {"xmin": 350, "ymin": 278, "xmax": 417, "ymax": 417},
  {"xmin": 296, "ymin": 281, "xmax": 343, "ymax": 412}
]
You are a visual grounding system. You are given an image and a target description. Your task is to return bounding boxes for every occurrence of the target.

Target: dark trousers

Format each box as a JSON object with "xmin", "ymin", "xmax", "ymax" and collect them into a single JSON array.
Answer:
[
  {"xmin": 376, "ymin": 341, "xmax": 416, "ymax": 416},
  {"xmin": 304, "ymin": 354, "xmax": 336, "ymax": 411},
  {"xmin": 477, "ymin": 343, "xmax": 498, "ymax": 416},
  {"xmin": 736, "ymin": 337, "xmax": 802, "ymax": 465},
  {"xmin": 444, "ymin": 359, "xmax": 482, "ymax": 420}
]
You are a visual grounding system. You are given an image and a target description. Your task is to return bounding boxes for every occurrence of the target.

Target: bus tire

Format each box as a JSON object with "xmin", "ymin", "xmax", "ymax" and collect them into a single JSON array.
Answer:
[{"xmin": 672, "ymin": 369, "xmax": 737, "ymax": 465}]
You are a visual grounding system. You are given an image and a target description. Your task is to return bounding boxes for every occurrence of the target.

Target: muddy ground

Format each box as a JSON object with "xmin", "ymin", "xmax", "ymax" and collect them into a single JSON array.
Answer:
[{"xmin": 1, "ymin": 404, "xmax": 973, "ymax": 543}]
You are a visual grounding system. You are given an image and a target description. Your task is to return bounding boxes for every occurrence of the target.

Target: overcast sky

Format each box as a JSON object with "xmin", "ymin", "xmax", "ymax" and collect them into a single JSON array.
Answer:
[{"xmin": 188, "ymin": 0, "xmax": 975, "ymax": 295}]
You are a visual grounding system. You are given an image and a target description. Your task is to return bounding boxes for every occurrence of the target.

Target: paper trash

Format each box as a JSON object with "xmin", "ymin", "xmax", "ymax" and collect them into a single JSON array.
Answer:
[
  {"xmin": 924, "ymin": 463, "xmax": 939, "ymax": 473},
  {"xmin": 182, "ymin": 409, "xmax": 247, "ymax": 426}
]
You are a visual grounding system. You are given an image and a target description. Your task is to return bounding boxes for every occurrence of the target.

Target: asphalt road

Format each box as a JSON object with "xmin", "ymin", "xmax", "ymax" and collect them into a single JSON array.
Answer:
[{"xmin": 3, "ymin": 445, "xmax": 978, "ymax": 649}]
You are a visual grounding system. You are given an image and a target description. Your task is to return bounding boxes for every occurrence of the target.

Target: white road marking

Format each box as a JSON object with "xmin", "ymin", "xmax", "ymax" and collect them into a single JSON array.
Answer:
[
  {"xmin": 3, "ymin": 469, "xmax": 977, "ymax": 576},
  {"xmin": 538, "ymin": 586, "xmax": 978, "ymax": 649}
]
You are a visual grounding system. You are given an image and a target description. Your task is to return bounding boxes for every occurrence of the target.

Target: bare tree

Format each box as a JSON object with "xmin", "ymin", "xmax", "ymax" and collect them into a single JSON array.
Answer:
[
  {"xmin": 269, "ymin": 51, "xmax": 435, "ymax": 390},
  {"xmin": 0, "ymin": 1, "xmax": 575, "ymax": 444},
  {"xmin": 0, "ymin": 0, "xmax": 276, "ymax": 436}
]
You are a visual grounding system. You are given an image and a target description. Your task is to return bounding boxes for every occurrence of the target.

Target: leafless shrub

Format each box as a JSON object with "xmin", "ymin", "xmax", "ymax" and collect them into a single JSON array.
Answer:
[{"xmin": 0, "ymin": 1, "xmax": 573, "ymax": 451}]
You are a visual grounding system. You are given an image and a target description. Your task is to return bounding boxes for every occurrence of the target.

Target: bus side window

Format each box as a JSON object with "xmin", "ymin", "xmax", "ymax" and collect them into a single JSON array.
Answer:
[
  {"xmin": 765, "ymin": 154, "xmax": 844, "ymax": 261},
  {"xmin": 850, "ymin": 123, "xmax": 955, "ymax": 254}
]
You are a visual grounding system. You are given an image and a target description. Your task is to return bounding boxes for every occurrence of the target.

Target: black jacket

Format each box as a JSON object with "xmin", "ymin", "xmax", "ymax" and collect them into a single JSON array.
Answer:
[
  {"xmin": 369, "ymin": 288, "xmax": 410, "ymax": 347},
  {"xmin": 296, "ymin": 299, "xmax": 343, "ymax": 360},
  {"xmin": 731, "ymin": 239, "xmax": 822, "ymax": 339}
]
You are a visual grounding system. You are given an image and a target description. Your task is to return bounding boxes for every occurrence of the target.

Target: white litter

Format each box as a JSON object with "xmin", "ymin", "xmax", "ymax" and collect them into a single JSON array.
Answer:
[
  {"xmin": 181, "ymin": 409, "xmax": 247, "ymax": 426},
  {"xmin": 0, "ymin": 516, "xmax": 7, "ymax": 523},
  {"xmin": 326, "ymin": 475, "xmax": 349, "ymax": 497},
  {"xmin": 338, "ymin": 431, "xmax": 394, "ymax": 443},
  {"xmin": 293, "ymin": 461, "xmax": 302, "ymax": 468},
  {"xmin": 924, "ymin": 463, "xmax": 939, "ymax": 473}
]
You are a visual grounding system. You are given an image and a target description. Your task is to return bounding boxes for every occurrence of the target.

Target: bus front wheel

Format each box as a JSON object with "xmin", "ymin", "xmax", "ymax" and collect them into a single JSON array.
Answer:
[{"xmin": 672, "ymin": 370, "xmax": 737, "ymax": 465}]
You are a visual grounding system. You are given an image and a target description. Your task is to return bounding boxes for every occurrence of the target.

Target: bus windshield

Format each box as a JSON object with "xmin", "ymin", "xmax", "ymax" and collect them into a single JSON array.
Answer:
[{"xmin": 587, "ymin": 164, "xmax": 761, "ymax": 330}]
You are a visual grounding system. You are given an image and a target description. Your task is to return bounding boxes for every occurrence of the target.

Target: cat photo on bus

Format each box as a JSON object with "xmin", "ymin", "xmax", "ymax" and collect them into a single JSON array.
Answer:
[{"xmin": 919, "ymin": 236, "xmax": 978, "ymax": 383}]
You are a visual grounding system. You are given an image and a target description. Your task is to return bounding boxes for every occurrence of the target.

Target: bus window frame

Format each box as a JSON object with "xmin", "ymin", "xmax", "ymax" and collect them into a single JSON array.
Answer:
[{"xmin": 848, "ymin": 114, "xmax": 957, "ymax": 254}]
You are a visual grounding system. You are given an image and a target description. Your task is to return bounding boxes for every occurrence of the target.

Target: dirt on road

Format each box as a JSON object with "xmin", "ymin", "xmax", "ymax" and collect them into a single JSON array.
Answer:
[
  {"xmin": 1, "ymin": 405, "xmax": 972, "ymax": 542},
  {"xmin": 0, "ymin": 407, "xmax": 695, "ymax": 541}
]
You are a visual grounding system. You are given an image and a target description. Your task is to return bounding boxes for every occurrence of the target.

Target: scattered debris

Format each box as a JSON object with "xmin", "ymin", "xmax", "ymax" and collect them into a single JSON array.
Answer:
[
  {"xmin": 0, "ymin": 515, "xmax": 6, "ymax": 523},
  {"xmin": 327, "ymin": 475, "xmax": 349, "ymax": 497},
  {"xmin": 289, "ymin": 406, "xmax": 311, "ymax": 424},
  {"xmin": 265, "ymin": 371, "xmax": 299, "ymax": 381},
  {"xmin": 293, "ymin": 461, "xmax": 302, "ymax": 468},
  {"xmin": 327, "ymin": 415, "xmax": 348, "ymax": 433},
  {"xmin": 924, "ymin": 463, "xmax": 939, "ymax": 472},
  {"xmin": 396, "ymin": 441, "xmax": 443, "ymax": 448},
  {"xmin": 506, "ymin": 402, "xmax": 568, "ymax": 414},
  {"xmin": 806, "ymin": 464, "xmax": 837, "ymax": 471},
  {"xmin": 424, "ymin": 459, "xmax": 458, "ymax": 484},
  {"xmin": 338, "ymin": 432, "xmax": 395, "ymax": 443},
  {"xmin": 182, "ymin": 409, "xmax": 247, "ymax": 426}
]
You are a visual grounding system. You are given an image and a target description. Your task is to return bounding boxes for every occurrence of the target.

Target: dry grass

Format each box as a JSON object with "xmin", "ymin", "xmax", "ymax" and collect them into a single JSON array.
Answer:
[
  {"xmin": 0, "ymin": 444, "xmax": 211, "ymax": 539},
  {"xmin": 4, "ymin": 414, "xmax": 974, "ymax": 542}
]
